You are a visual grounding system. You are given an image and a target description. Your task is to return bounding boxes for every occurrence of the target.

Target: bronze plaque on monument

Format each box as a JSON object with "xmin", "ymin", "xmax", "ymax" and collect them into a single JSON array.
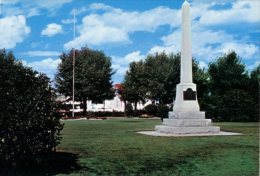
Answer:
[{"xmin": 183, "ymin": 88, "xmax": 196, "ymax": 100}]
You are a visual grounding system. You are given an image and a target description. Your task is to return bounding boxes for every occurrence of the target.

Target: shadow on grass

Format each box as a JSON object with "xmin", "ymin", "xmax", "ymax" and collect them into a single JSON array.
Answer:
[{"xmin": 0, "ymin": 152, "xmax": 83, "ymax": 176}]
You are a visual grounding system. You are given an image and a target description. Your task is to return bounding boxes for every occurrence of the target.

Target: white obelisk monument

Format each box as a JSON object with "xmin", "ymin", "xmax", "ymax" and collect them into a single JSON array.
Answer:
[{"xmin": 155, "ymin": 1, "xmax": 220, "ymax": 134}]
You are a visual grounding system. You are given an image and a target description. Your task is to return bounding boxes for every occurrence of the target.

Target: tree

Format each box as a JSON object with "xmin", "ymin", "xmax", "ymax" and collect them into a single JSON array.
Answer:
[
  {"xmin": 193, "ymin": 61, "xmax": 210, "ymax": 110},
  {"xmin": 248, "ymin": 64, "xmax": 260, "ymax": 121},
  {"xmin": 0, "ymin": 49, "xmax": 63, "ymax": 163},
  {"xmin": 121, "ymin": 61, "xmax": 146, "ymax": 110},
  {"xmin": 143, "ymin": 53, "xmax": 180, "ymax": 104},
  {"xmin": 121, "ymin": 52, "xmax": 207, "ymax": 107},
  {"xmin": 55, "ymin": 47, "xmax": 114, "ymax": 115},
  {"xmin": 206, "ymin": 51, "xmax": 255, "ymax": 121}
]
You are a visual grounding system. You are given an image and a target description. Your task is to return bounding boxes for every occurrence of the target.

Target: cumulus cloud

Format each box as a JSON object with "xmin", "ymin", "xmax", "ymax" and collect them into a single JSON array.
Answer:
[
  {"xmin": 64, "ymin": 4, "xmax": 179, "ymax": 49},
  {"xmin": 64, "ymin": 19, "xmax": 130, "ymax": 49},
  {"xmin": 1, "ymin": 0, "xmax": 73, "ymax": 17},
  {"xmin": 0, "ymin": 15, "xmax": 30, "ymax": 49},
  {"xmin": 41, "ymin": 23, "xmax": 63, "ymax": 37},
  {"xmin": 22, "ymin": 58, "xmax": 61, "ymax": 80},
  {"xmin": 21, "ymin": 51, "xmax": 61, "ymax": 57},
  {"xmin": 247, "ymin": 61, "xmax": 260, "ymax": 71},
  {"xmin": 218, "ymin": 42, "xmax": 259, "ymax": 59},
  {"xmin": 62, "ymin": 18, "xmax": 75, "ymax": 24},
  {"xmin": 197, "ymin": 0, "xmax": 260, "ymax": 26},
  {"xmin": 151, "ymin": 25, "xmax": 258, "ymax": 63},
  {"xmin": 32, "ymin": 0, "xmax": 73, "ymax": 9},
  {"xmin": 111, "ymin": 51, "xmax": 145, "ymax": 82},
  {"xmin": 149, "ymin": 45, "xmax": 180, "ymax": 55}
]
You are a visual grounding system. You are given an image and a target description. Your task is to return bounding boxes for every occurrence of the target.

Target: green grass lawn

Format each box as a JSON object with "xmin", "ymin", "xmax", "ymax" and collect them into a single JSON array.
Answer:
[{"xmin": 55, "ymin": 118, "xmax": 259, "ymax": 176}]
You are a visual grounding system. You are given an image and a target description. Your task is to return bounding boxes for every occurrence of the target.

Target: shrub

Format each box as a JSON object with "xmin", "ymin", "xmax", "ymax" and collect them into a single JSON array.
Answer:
[
  {"xmin": 144, "ymin": 104, "xmax": 158, "ymax": 116},
  {"xmin": 157, "ymin": 104, "xmax": 169, "ymax": 119},
  {"xmin": 0, "ymin": 50, "xmax": 63, "ymax": 164},
  {"xmin": 125, "ymin": 103, "xmax": 133, "ymax": 117}
]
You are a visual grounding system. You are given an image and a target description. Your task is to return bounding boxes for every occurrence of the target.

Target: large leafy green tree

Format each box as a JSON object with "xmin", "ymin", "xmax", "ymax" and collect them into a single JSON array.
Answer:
[
  {"xmin": 206, "ymin": 51, "xmax": 256, "ymax": 121},
  {"xmin": 122, "ymin": 61, "xmax": 146, "ymax": 110},
  {"xmin": 0, "ymin": 50, "xmax": 63, "ymax": 163},
  {"xmin": 55, "ymin": 47, "xmax": 114, "ymax": 115},
  {"xmin": 121, "ymin": 52, "xmax": 207, "ymax": 107},
  {"xmin": 143, "ymin": 52, "xmax": 180, "ymax": 104}
]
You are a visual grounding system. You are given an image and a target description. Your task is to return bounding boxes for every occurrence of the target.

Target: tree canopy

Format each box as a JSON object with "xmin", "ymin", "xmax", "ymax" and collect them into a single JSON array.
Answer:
[
  {"xmin": 121, "ymin": 52, "xmax": 207, "ymax": 107},
  {"xmin": 206, "ymin": 51, "xmax": 257, "ymax": 121},
  {"xmin": 55, "ymin": 47, "xmax": 114, "ymax": 115}
]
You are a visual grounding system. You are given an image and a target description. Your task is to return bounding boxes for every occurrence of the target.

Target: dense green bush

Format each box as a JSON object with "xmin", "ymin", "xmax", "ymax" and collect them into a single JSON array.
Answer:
[
  {"xmin": 0, "ymin": 50, "xmax": 63, "ymax": 164},
  {"xmin": 144, "ymin": 104, "xmax": 158, "ymax": 116},
  {"xmin": 125, "ymin": 103, "xmax": 133, "ymax": 117},
  {"xmin": 156, "ymin": 104, "xmax": 169, "ymax": 119}
]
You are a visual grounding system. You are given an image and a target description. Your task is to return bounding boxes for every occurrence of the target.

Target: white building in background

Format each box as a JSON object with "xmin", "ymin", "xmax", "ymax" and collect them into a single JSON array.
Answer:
[
  {"xmin": 87, "ymin": 95, "xmax": 125, "ymax": 112},
  {"xmin": 58, "ymin": 84, "xmax": 150, "ymax": 112}
]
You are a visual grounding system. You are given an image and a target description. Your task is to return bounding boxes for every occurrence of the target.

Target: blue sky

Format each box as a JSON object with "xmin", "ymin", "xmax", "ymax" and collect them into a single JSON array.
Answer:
[{"xmin": 0, "ymin": 0, "xmax": 259, "ymax": 83}]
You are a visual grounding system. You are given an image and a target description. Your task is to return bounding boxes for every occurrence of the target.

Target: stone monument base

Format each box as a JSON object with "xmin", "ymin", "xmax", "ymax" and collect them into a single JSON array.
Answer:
[{"xmin": 155, "ymin": 111, "xmax": 220, "ymax": 134}]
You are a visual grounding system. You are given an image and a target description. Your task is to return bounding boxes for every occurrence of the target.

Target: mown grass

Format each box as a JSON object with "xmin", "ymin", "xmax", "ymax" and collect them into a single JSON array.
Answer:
[
  {"xmin": 56, "ymin": 119, "xmax": 259, "ymax": 176},
  {"xmin": 1, "ymin": 119, "xmax": 257, "ymax": 175}
]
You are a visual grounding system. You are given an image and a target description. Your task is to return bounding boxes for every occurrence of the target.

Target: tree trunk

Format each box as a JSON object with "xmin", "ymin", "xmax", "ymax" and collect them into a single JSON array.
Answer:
[
  {"xmin": 83, "ymin": 97, "xmax": 87, "ymax": 116},
  {"xmin": 134, "ymin": 101, "xmax": 137, "ymax": 111},
  {"xmin": 124, "ymin": 100, "xmax": 127, "ymax": 113}
]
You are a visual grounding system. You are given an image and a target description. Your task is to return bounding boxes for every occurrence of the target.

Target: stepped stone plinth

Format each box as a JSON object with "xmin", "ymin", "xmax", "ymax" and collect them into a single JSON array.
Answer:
[{"xmin": 155, "ymin": 112, "xmax": 220, "ymax": 134}]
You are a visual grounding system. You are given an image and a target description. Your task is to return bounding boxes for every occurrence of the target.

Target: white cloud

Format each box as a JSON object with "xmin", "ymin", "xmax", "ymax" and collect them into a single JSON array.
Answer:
[
  {"xmin": 247, "ymin": 61, "xmax": 260, "ymax": 71},
  {"xmin": 1, "ymin": 0, "xmax": 73, "ymax": 17},
  {"xmin": 89, "ymin": 3, "xmax": 114, "ymax": 11},
  {"xmin": 111, "ymin": 51, "xmax": 145, "ymax": 79},
  {"xmin": 197, "ymin": 0, "xmax": 260, "ymax": 26},
  {"xmin": 22, "ymin": 51, "xmax": 61, "ymax": 57},
  {"xmin": 64, "ymin": 3, "xmax": 179, "ymax": 49},
  {"xmin": 41, "ymin": 23, "xmax": 63, "ymax": 37},
  {"xmin": 27, "ymin": 7, "xmax": 40, "ymax": 17},
  {"xmin": 153, "ymin": 25, "xmax": 259, "ymax": 62},
  {"xmin": 0, "ymin": 15, "xmax": 30, "ymax": 49},
  {"xmin": 112, "ymin": 64, "xmax": 128, "ymax": 76},
  {"xmin": 124, "ymin": 51, "xmax": 145, "ymax": 63},
  {"xmin": 62, "ymin": 18, "xmax": 75, "ymax": 24},
  {"xmin": 218, "ymin": 42, "xmax": 259, "ymax": 59},
  {"xmin": 23, "ymin": 58, "xmax": 61, "ymax": 80},
  {"xmin": 149, "ymin": 45, "xmax": 179, "ymax": 55},
  {"xmin": 32, "ymin": 0, "xmax": 73, "ymax": 9},
  {"xmin": 1, "ymin": 0, "xmax": 19, "ymax": 5},
  {"xmin": 64, "ymin": 17, "xmax": 130, "ymax": 49},
  {"xmin": 198, "ymin": 61, "xmax": 208, "ymax": 69}
]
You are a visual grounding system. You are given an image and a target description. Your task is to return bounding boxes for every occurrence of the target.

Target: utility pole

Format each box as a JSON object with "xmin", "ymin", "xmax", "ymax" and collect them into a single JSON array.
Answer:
[{"xmin": 72, "ymin": 9, "xmax": 76, "ymax": 117}]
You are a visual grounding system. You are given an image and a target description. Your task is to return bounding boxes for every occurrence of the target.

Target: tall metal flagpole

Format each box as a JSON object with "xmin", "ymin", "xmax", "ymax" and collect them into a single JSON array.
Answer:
[
  {"xmin": 0, "ymin": 0, "xmax": 2, "ymax": 38},
  {"xmin": 72, "ymin": 9, "xmax": 76, "ymax": 118}
]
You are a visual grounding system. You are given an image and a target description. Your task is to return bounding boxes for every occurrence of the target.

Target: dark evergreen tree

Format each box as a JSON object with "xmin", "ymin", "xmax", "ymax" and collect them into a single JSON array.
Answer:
[{"xmin": 206, "ymin": 51, "xmax": 256, "ymax": 121}]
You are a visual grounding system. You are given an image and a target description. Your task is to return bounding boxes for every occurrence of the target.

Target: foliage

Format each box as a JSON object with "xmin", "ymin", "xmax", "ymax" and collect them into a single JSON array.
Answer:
[
  {"xmin": 55, "ymin": 47, "xmax": 114, "ymax": 115},
  {"xmin": 143, "ymin": 104, "xmax": 169, "ymax": 119},
  {"xmin": 125, "ymin": 103, "xmax": 134, "ymax": 117},
  {"xmin": 206, "ymin": 51, "xmax": 257, "ymax": 121},
  {"xmin": 143, "ymin": 53, "xmax": 180, "ymax": 104},
  {"xmin": 0, "ymin": 50, "xmax": 63, "ymax": 164},
  {"xmin": 156, "ymin": 104, "xmax": 170, "ymax": 119},
  {"xmin": 121, "ymin": 61, "xmax": 146, "ymax": 110},
  {"xmin": 248, "ymin": 64, "xmax": 260, "ymax": 121},
  {"xmin": 144, "ymin": 104, "xmax": 158, "ymax": 116},
  {"xmin": 121, "ymin": 52, "xmax": 207, "ymax": 106}
]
